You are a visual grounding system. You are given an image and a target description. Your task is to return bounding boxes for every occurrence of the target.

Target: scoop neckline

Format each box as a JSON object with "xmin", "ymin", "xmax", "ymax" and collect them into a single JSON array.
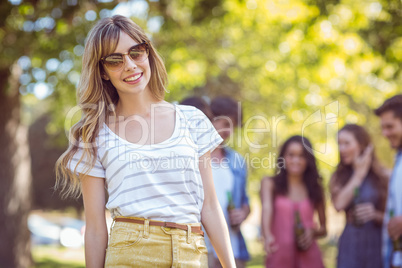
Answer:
[
  {"xmin": 102, "ymin": 103, "xmax": 180, "ymax": 148},
  {"xmin": 277, "ymin": 195, "xmax": 309, "ymax": 204}
]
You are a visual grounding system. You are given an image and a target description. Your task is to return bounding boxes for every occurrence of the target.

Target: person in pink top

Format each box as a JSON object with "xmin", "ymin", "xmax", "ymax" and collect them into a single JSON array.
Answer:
[{"xmin": 260, "ymin": 135, "xmax": 327, "ymax": 268}]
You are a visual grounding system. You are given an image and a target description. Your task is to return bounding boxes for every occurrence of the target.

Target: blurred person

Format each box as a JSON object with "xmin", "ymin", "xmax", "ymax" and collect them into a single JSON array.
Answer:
[
  {"xmin": 180, "ymin": 96, "xmax": 213, "ymax": 120},
  {"xmin": 375, "ymin": 95, "xmax": 402, "ymax": 268},
  {"xmin": 330, "ymin": 124, "xmax": 388, "ymax": 268},
  {"xmin": 261, "ymin": 136, "xmax": 326, "ymax": 268},
  {"xmin": 55, "ymin": 15, "xmax": 236, "ymax": 267},
  {"xmin": 204, "ymin": 96, "xmax": 251, "ymax": 268}
]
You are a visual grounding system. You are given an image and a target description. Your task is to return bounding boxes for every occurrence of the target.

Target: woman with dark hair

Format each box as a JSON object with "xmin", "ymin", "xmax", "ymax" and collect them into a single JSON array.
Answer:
[
  {"xmin": 330, "ymin": 124, "xmax": 389, "ymax": 268},
  {"xmin": 261, "ymin": 136, "xmax": 326, "ymax": 268}
]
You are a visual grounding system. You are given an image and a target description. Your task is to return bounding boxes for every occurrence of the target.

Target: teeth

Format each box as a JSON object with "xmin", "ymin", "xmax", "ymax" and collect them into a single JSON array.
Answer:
[{"xmin": 124, "ymin": 74, "xmax": 141, "ymax": 82}]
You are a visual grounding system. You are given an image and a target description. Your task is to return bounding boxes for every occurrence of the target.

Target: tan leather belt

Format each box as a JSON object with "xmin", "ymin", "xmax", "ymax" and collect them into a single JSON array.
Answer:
[{"xmin": 114, "ymin": 217, "xmax": 204, "ymax": 236}]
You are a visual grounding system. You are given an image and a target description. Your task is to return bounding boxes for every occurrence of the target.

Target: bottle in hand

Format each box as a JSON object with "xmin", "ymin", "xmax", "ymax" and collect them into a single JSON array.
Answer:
[
  {"xmin": 390, "ymin": 209, "xmax": 402, "ymax": 268},
  {"xmin": 226, "ymin": 191, "xmax": 239, "ymax": 230},
  {"xmin": 352, "ymin": 187, "xmax": 363, "ymax": 227},
  {"xmin": 227, "ymin": 191, "xmax": 235, "ymax": 211},
  {"xmin": 294, "ymin": 210, "xmax": 306, "ymax": 251}
]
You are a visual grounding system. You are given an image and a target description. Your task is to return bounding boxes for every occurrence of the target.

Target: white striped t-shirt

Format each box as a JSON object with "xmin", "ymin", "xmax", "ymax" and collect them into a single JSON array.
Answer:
[{"xmin": 68, "ymin": 104, "xmax": 223, "ymax": 223}]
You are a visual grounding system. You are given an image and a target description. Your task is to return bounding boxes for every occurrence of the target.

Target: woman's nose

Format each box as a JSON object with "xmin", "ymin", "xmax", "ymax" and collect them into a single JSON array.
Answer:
[{"xmin": 124, "ymin": 54, "xmax": 137, "ymax": 71}]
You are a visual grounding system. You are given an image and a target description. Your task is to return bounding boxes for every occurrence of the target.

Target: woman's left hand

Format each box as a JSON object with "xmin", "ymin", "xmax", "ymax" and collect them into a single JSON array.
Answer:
[
  {"xmin": 388, "ymin": 215, "xmax": 402, "ymax": 240},
  {"xmin": 354, "ymin": 202, "xmax": 376, "ymax": 224},
  {"xmin": 297, "ymin": 228, "xmax": 314, "ymax": 250}
]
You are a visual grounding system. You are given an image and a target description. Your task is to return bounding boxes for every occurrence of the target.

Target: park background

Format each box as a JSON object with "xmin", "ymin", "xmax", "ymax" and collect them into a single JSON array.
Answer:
[{"xmin": 0, "ymin": 0, "xmax": 401, "ymax": 267}]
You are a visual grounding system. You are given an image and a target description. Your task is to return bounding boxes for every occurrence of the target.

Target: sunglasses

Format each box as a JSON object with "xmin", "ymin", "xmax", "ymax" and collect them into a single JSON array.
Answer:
[{"xmin": 101, "ymin": 42, "xmax": 149, "ymax": 72}]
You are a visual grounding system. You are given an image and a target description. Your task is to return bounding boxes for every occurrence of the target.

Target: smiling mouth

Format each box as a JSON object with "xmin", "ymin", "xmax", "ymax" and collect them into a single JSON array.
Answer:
[{"xmin": 124, "ymin": 73, "xmax": 142, "ymax": 82}]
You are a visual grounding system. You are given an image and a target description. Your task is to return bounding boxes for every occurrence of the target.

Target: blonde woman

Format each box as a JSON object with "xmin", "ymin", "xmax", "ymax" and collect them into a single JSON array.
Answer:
[{"xmin": 55, "ymin": 15, "xmax": 235, "ymax": 267}]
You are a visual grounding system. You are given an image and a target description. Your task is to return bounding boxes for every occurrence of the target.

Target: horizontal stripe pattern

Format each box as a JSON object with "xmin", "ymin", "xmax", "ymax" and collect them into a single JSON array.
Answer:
[
  {"xmin": 68, "ymin": 104, "xmax": 223, "ymax": 223},
  {"xmin": 108, "ymin": 178, "xmax": 204, "ymax": 204},
  {"xmin": 108, "ymin": 168, "xmax": 201, "ymax": 196},
  {"xmin": 68, "ymin": 156, "xmax": 106, "ymax": 178}
]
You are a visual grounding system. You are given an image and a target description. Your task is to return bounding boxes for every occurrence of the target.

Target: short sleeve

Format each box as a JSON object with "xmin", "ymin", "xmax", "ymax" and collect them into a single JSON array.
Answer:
[
  {"xmin": 68, "ymin": 141, "xmax": 106, "ymax": 178},
  {"xmin": 188, "ymin": 108, "xmax": 223, "ymax": 157}
]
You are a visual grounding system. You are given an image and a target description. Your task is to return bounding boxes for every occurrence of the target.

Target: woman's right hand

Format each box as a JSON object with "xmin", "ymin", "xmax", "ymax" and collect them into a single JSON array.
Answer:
[
  {"xmin": 354, "ymin": 202, "xmax": 376, "ymax": 224},
  {"xmin": 264, "ymin": 234, "xmax": 278, "ymax": 257},
  {"xmin": 352, "ymin": 145, "xmax": 373, "ymax": 182}
]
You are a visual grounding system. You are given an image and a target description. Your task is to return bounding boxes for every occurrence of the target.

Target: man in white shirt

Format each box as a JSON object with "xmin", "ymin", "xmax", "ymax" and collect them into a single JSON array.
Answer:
[{"xmin": 375, "ymin": 94, "xmax": 402, "ymax": 268}]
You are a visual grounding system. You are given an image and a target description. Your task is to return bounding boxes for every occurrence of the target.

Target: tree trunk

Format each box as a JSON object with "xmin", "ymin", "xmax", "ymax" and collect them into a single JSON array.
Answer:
[{"xmin": 0, "ymin": 66, "xmax": 33, "ymax": 267}]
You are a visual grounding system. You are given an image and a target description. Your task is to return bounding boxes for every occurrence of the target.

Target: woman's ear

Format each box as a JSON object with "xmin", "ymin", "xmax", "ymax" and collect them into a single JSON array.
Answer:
[{"xmin": 102, "ymin": 72, "xmax": 110, "ymax": 80}]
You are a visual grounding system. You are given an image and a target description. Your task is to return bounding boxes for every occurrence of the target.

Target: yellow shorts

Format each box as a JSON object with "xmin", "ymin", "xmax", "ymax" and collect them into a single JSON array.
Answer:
[{"xmin": 105, "ymin": 216, "xmax": 208, "ymax": 268}]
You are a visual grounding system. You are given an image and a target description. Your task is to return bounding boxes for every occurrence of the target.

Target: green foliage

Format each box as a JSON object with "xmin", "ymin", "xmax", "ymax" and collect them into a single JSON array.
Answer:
[
  {"xmin": 1, "ymin": 0, "xmax": 400, "ymax": 193},
  {"xmin": 149, "ymin": 0, "xmax": 401, "ymax": 194}
]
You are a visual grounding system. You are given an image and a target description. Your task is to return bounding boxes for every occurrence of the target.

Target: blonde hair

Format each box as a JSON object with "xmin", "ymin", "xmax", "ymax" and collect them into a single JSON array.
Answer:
[{"xmin": 55, "ymin": 15, "xmax": 168, "ymax": 198}]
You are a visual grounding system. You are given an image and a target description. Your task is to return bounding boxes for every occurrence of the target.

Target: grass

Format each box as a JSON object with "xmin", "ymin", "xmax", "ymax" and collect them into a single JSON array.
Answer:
[
  {"xmin": 32, "ymin": 239, "xmax": 337, "ymax": 268},
  {"xmin": 32, "ymin": 246, "xmax": 85, "ymax": 268},
  {"xmin": 246, "ymin": 238, "xmax": 337, "ymax": 268}
]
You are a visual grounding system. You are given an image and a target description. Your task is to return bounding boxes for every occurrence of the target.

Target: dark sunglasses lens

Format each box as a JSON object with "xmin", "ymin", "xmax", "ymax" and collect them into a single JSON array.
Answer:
[
  {"xmin": 129, "ymin": 44, "xmax": 148, "ymax": 62},
  {"xmin": 104, "ymin": 55, "xmax": 124, "ymax": 71}
]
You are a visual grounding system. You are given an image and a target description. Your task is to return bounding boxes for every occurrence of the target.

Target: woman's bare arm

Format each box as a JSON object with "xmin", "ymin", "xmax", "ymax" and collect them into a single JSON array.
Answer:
[
  {"xmin": 313, "ymin": 201, "xmax": 327, "ymax": 238},
  {"xmin": 330, "ymin": 146, "xmax": 373, "ymax": 211},
  {"xmin": 81, "ymin": 174, "xmax": 108, "ymax": 268},
  {"xmin": 329, "ymin": 173, "xmax": 364, "ymax": 212},
  {"xmin": 260, "ymin": 177, "xmax": 277, "ymax": 255},
  {"xmin": 199, "ymin": 151, "xmax": 236, "ymax": 268}
]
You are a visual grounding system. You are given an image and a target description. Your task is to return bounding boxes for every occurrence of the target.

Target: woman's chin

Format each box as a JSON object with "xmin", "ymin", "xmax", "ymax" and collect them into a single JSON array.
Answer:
[
  {"xmin": 340, "ymin": 158, "xmax": 353, "ymax": 166},
  {"xmin": 287, "ymin": 169, "xmax": 304, "ymax": 177}
]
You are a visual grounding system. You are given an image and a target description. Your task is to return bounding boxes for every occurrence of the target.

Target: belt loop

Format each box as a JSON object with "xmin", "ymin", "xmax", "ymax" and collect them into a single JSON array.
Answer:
[
  {"xmin": 110, "ymin": 217, "xmax": 117, "ymax": 236},
  {"xmin": 143, "ymin": 219, "xmax": 150, "ymax": 239},
  {"xmin": 186, "ymin": 224, "xmax": 191, "ymax": 244}
]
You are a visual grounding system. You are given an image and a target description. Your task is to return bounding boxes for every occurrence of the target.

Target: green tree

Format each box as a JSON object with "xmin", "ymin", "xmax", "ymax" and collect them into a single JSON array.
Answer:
[
  {"xmin": 149, "ymin": 0, "xmax": 401, "ymax": 189},
  {"xmin": 0, "ymin": 1, "xmax": 115, "ymax": 266},
  {"xmin": 1, "ymin": 0, "xmax": 400, "ymax": 265}
]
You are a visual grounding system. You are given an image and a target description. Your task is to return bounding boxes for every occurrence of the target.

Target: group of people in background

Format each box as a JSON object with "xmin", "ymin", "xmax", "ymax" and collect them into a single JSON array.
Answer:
[
  {"xmin": 182, "ymin": 94, "xmax": 402, "ymax": 268},
  {"xmin": 180, "ymin": 96, "xmax": 251, "ymax": 268},
  {"xmin": 58, "ymin": 15, "xmax": 401, "ymax": 268}
]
